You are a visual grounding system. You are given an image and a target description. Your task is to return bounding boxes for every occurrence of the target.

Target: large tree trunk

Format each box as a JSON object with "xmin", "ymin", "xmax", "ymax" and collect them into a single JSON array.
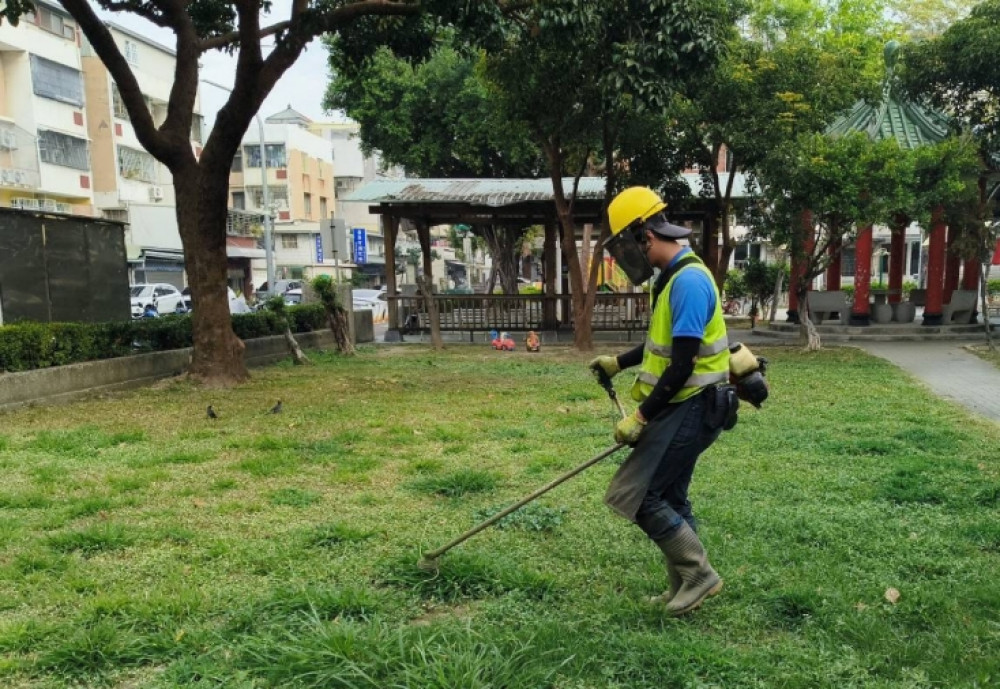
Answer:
[{"xmin": 175, "ymin": 166, "xmax": 249, "ymax": 385}]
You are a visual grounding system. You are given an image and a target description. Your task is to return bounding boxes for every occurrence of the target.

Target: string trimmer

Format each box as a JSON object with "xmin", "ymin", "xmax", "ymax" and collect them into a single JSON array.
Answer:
[{"xmin": 417, "ymin": 367, "xmax": 627, "ymax": 570}]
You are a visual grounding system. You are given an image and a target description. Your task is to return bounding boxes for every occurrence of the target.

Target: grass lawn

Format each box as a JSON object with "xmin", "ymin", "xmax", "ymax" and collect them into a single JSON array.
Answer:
[{"xmin": 1, "ymin": 344, "xmax": 998, "ymax": 688}]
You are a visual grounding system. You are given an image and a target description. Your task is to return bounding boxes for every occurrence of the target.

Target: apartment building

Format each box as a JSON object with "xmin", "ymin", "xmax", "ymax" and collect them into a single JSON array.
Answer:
[
  {"xmin": 0, "ymin": 0, "xmax": 94, "ymax": 215},
  {"xmin": 82, "ymin": 22, "xmax": 204, "ymax": 288},
  {"xmin": 307, "ymin": 119, "xmax": 406, "ymax": 287},
  {"xmin": 228, "ymin": 106, "xmax": 336, "ymax": 291}
]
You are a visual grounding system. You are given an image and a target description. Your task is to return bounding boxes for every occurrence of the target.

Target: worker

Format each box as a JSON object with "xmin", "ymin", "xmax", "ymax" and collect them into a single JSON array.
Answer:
[{"xmin": 590, "ymin": 186, "xmax": 736, "ymax": 616}]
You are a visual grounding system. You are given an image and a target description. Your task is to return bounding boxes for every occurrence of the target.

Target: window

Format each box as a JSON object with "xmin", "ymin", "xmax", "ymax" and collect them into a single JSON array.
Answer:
[
  {"xmin": 232, "ymin": 191, "xmax": 245, "ymax": 210},
  {"xmin": 38, "ymin": 130, "xmax": 90, "ymax": 170},
  {"xmin": 248, "ymin": 185, "xmax": 288, "ymax": 210},
  {"xmin": 191, "ymin": 114, "xmax": 203, "ymax": 144},
  {"xmin": 840, "ymin": 248, "xmax": 856, "ymax": 277},
  {"xmin": 244, "ymin": 144, "xmax": 286, "ymax": 169},
  {"xmin": 111, "ymin": 85, "xmax": 129, "ymax": 120},
  {"xmin": 231, "ymin": 150, "xmax": 242, "ymax": 172},
  {"xmin": 30, "ymin": 55, "xmax": 84, "ymax": 107},
  {"xmin": 281, "ymin": 235, "xmax": 298, "ymax": 249},
  {"xmin": 124, "ymin": 40, "xmax": 139, "ymax": 66},
  {"xmin": 117, "ymin": 145, "xmax": 156, "ymax": 182},
  {"xmin": 303, "ymin": 193, "xmax": 312, "ymax": 218},
  {"xmin": 36, "ymin": 6, "xmax": 76, "ymax": 40},
  {"xmin": 319, "ymin": 197, "xmax": 328, "ymax": 219}
]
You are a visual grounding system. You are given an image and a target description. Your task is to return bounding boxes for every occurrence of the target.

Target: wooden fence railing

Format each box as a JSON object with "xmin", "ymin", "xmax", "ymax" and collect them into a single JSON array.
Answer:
[{"xmin": 387, "ymin": 292, "xmax": 650, "ymax": 340}]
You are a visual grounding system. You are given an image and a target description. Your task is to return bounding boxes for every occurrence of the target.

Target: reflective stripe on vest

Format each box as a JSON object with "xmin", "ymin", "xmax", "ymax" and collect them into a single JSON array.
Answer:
[{"xmin": 630, "ymin": 256, "xmax": 730, "ymax": 404}]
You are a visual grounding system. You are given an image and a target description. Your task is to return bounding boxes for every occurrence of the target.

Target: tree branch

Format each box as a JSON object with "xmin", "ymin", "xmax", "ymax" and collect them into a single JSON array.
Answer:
[
  {"xmin": 57, "ymin": 0, "xmax": 170, "ymax": 159},
  {"xmin": 199, "ymin": 0, "xmax": 419, "ymax": 52},
  {"xmin": 98, "ymin": 0, "xmax": 171, "ymax": 28}
]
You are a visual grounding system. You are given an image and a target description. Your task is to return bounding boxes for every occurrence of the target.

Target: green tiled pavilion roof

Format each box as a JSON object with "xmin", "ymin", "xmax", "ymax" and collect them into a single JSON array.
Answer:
[{"xmin": 825, "ymin": 42, "xmax": 951, "ymax": 149}]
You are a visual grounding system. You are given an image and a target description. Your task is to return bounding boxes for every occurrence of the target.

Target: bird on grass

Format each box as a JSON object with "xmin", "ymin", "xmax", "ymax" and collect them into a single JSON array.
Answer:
[
  {"xmin": 207, "ymin": 405, "xmax": 218, "ymax": 419},
  {"xmin": 269, "ymin": 400, "xmax": 283, "ymax": 414}
]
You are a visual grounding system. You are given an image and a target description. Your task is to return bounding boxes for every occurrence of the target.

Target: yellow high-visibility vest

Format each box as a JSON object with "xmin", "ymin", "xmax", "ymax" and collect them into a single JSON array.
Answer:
[{"xmin": 630, "ymin": 256, "xmax": 729, "ymax": 404}]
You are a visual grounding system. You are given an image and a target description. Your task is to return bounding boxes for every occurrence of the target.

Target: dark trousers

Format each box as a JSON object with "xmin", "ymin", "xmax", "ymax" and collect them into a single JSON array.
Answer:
[{"xmin": 634, "ymin": 391, "xmax": 722, "ymax": 541}]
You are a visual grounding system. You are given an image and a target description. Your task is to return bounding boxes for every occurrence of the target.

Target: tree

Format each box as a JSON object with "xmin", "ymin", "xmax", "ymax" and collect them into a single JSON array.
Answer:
[
  {"xmin": 663, "ymin": 0, "xmax": 891, "ymax": 284},
  {"xmin": 901, "ymin": 1, "xmax": 1000, "ymax": 154},
  {"xmin": 325, "ymin": 38, "xmax": 544, "ymax": 300},
  {"xmin": 751, "ymin": 131, "xmax": 910, "ymax": 348},
  {"xmin": 0, "ymin": 0, "xmax": 471, "ymax": 386},
  {"xmin": 479, "ymin": 0, "xmax": 738, "ymax": 350}
]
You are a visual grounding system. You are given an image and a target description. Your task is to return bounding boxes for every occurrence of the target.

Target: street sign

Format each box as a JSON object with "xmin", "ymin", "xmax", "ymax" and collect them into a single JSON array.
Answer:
[
  {"xmin": 352, "ymin": 228, "xmax": 367, "ymax": 264},
  {"xmin": 315, "ymin": 234, "xmax": 324, "ymax": 263}
]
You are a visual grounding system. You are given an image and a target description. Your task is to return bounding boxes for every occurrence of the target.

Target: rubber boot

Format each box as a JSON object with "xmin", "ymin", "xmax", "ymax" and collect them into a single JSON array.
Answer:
[
  {"xmin": 648, "ymin": 560, "xmax": 682, "ymax": 604},
  {"xmin": 654, "ymin": 523, "xmax": 723, "ymax": 616}
]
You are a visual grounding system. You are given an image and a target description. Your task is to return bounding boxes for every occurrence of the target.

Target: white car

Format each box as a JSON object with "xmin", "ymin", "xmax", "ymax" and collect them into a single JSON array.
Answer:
[
  {"xmin": 352, "ymin": 288, "xmax": 387, "ymax": 322},
  {"xmin": 130, "ymin": 283, "xmax": 184, "ymax": 318},
  {"xmin": 179, "ymin": 287, "xmax": 252, "ymax": 314}
]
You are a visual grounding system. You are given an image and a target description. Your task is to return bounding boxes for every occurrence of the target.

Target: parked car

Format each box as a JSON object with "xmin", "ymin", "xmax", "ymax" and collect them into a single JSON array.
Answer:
[
  {"xmin": 255, "ymin": 280, "xmax": 302, "ymax": 302},
  {"xmin": 283, "ymin": 288, "xmax": 303, "ymax": 306},
  {"xmin": 130, "ymin": 283, "xmax": 184, "ymax": 318},
  {"xmin": 353, "ymin": 287, "xmax": 387, "ymax": 322},
  {"xmin": 179, "ymin": 287, "xmax": 252, "ymax": 314}
]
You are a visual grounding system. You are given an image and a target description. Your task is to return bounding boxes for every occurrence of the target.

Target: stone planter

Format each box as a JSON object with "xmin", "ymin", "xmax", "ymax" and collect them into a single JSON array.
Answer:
[
  {"xmin": 872, "ymin": 302, "xmax": 893, "ymax": 324},
  {"xmin": 892, "ymin": 302, "xmax": 916, "ymax": 323}
]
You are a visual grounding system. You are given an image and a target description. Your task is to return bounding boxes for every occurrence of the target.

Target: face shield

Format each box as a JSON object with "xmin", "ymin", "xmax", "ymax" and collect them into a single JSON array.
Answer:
[{"xmin": 605, "ymin": 222, "xmax": 653, "ymax": 285}]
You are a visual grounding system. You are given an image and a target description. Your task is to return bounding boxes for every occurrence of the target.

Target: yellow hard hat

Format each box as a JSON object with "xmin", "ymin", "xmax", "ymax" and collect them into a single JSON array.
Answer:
[{"xmin": 608, "ymin": 186, "xmax": 667, "ymax": 236}]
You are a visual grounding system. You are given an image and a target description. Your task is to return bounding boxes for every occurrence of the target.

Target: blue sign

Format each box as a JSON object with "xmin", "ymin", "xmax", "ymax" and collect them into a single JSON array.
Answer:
[
  {"xmin": 315, "ymin": 234, "xmax": 324, "ymax": 263},
  {"xmin": 352, "ymin": 228, "xmax": 368, "ymax": 264}
]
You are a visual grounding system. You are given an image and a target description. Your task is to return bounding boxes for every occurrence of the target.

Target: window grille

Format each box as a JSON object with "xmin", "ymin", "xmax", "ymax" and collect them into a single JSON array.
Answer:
[
  {"xmin": 244, "ymin": 144, "xmax": 286, "ymax": 169},
  {"xmin": 30, "ymin": 55, "xmax": 84, "ymax": 107},
  {"xmin": 37, "ymin": 130, "xmax": 89, "ymax": 170},
  {"xmin": 247, "ymin": 185, "xmax": 288, "ymax": 210},
  {"xmin": 36, "ymin": 6, "xmax": 76, "ymax": 40},
  {"xmin": 112, "ymin": 85, "xmax": 129, "ymax": 120},
  {"xmin": 191, "ymin": 114, "xmax": 204, "ymax": 144},
  {"xmin": 102, "ymin": 209, "xmax": 129, "ymax": 223},
  {"xmin": 124, "ymin": 40, "xmax": 139, "ymax": 66},
  {"xmin": 232, "ymin": 192, "xmax": 245, "ymax": 210},
  {"xmin": 231, "ymin": 150, "xmax": 242, "ymax": 172},
  {"xmin": 840, "ymin": 248, "xmax": 856, "ymax": 276},
  {"xmin": 117, "ymin": 146, "xmax": 156, "ymax": 183},
  {"xmin": 281, "ymin": 235, "xmax": 299, "ymax": 249}
]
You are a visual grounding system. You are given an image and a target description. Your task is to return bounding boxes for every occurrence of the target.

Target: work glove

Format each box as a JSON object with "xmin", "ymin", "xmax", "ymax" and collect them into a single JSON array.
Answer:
[
  {"xmin": 615, "ymin": 412, "xmax": 647, "ymax": 445},
  {"xmin": 589, "ymin": 355, "xmax": 621, "ymax": 378}
]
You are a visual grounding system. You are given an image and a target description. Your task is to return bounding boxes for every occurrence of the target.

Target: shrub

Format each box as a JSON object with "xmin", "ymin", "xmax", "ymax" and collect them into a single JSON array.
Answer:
[
  {"xmin": 987, "ymin": 278, "xmax": 1000, "ymax": 298},
  {"xmin": 0, "ymin": 303, "xmax": 327, "ymax": 373}
]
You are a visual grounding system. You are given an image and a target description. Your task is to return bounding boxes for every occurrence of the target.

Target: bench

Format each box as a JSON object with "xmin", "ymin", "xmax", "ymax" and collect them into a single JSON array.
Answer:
[
  {"xmin": 942, "ymin": 289, "xmax": 977, "ymax": 325},
  {"xmin": 807, "ymin": 290, "xmax": 849, "ymax": 324}
]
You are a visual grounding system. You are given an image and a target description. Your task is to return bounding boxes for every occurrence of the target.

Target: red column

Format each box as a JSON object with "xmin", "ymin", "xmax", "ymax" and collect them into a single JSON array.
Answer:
[
  {"xmin": 923, "ymin": 208, "xmax": 946, "ymax": 325},
  {"xmin": 826, "ymin": 237, "xmax": 842, "ymax": 291},
  {"xmin": 962, "ymin": 258, "xmax": 980, "ymax": 291},
  {"xmin": 888, "ymin": 225, "xmax": 905, "ymax": 304},
  {"xmin": 851, "ymin": 225, "xmax": 873, "ymax": 325},
  {"xmin": 944, "ymin": 225, "xmax": 961, "ymax": 305}
]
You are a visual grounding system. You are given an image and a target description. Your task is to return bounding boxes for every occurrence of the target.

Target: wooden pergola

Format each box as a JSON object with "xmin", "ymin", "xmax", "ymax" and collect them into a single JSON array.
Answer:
[{"xmin": 347, "ymin": 178, "xmax": 609, "ymax": 338}]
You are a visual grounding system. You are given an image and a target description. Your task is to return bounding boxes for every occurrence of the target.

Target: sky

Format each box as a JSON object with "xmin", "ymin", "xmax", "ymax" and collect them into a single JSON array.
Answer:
[{"xmin": 96, "ymin": 0, "xmax": 343, "ymax": 133}]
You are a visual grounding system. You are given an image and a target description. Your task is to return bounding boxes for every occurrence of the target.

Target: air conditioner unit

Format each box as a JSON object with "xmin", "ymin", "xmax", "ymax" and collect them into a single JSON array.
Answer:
[
  {"xmin": 0, "ymin": 131, "xmax": 16, "ymax": 150},
  {"xmin": 149, "ymin": 185, "xmax": 164, "ymax": 201}
]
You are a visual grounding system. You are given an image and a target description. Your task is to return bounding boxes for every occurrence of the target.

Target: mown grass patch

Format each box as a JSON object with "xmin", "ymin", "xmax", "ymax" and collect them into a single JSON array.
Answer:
[{"xmin": 0, "ymin": 345, "xmax": 997, "ymax": 688}]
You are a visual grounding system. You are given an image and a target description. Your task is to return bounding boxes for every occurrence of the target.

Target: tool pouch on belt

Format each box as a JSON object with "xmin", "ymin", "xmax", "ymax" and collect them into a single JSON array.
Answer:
[{"xmin": 705, "ymin": 384, "xmax": 739, "ymax": 431}]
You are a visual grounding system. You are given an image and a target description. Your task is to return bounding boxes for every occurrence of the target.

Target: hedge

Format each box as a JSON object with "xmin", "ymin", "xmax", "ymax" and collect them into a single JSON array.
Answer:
[{"xmin": 0, "ymin": 304, "xmax": 327, "ymax": 373}]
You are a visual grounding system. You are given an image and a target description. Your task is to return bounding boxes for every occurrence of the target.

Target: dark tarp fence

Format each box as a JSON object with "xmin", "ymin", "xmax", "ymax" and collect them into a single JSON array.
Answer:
[{"xmin": 0, "ymin": 209, "xmax": 129, "ymax": 324}]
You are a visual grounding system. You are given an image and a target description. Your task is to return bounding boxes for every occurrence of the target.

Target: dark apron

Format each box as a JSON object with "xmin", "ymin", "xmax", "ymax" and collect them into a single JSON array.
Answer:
[{"xmin": 603, "ymin": 395, "xmax": 698, "ymax": 522}]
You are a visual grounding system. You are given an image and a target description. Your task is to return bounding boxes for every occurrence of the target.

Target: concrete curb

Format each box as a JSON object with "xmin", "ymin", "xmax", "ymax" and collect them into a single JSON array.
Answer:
[{"xmin": 0, "ymin": 330, "xmax": 337, "ymax": 412}]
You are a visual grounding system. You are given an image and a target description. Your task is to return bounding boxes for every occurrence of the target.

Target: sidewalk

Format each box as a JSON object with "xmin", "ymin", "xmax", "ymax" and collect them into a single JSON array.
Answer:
[{"xmin": 856, "ymin": 341, "xmax": 1000, "ymax": 422}]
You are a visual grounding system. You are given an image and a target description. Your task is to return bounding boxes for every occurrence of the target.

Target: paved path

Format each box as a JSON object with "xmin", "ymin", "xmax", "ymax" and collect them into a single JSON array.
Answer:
[{"xmin": 857, "ymin": 341, "xmax": 1000, "ymax": 422}]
